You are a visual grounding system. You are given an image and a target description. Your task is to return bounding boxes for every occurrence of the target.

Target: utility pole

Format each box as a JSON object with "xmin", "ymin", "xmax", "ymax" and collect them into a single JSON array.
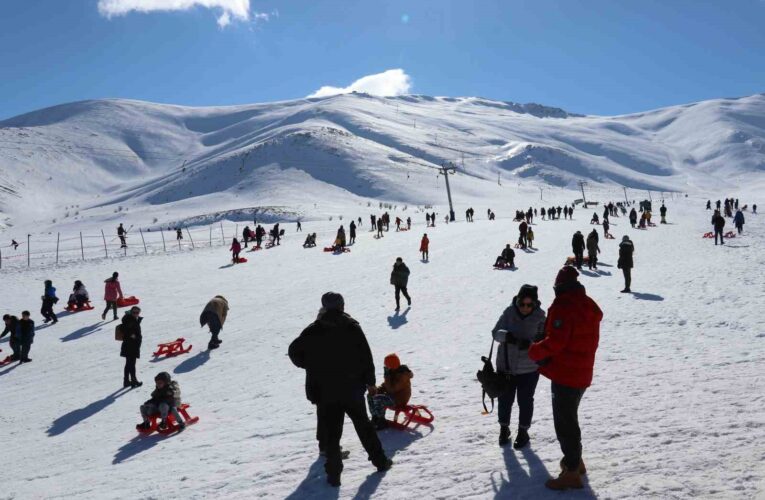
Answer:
[
  {"xmin": 623, "ymin": 187, "xmax": 629, "ymax": 205},
  {"xmin": 439, "ymin": 162, "xmax": 457, "ymax": 221},
  {"xmin": 540, "ymin": 187, "xmax": 543, "ymax": 201},
  {"xmin": 578, "ymin": 180, "xmax": 588, "ymax": 207},
  {"xmin": 647, "ymin": 190, "xmax": 652, "ymax": 201}
]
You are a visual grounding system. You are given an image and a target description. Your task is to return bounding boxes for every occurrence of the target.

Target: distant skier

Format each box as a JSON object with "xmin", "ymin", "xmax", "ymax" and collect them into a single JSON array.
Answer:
[
  {"xmin": 571, "ymin": 231, "xmax": 585, "ymax": 270},
  {"xmin": 617, "ymin": 236, "xmax": 634, "ymax": 293},
  {"xmin": 118, "ymin": 223, "xmax": 127, "ymax": 248},
  {"xmin": 41, "ymin": 280, "xmax": 58, "ymax": 324},
  {"xmin": 586, "ymin": 230, "xmax": 600, "ymax": 270},
  {"xmin": 176, "ymin": 228, "xmax": 183, "ymax": 241},
  {"xmin": 376, "ymin": 218, "xmax": 384, "ymax": 238},
  {"xmin": 712, "ymin": 210, "xmax": 726, "ymax": 245},
  {"xmin": 706, "ymin": 200, "xmax": 711, "ymax": 210},
  {"xmin": 733, "ymin": 209, "xmax": 745, "ymax": 234},
  {"xmin": 753, "ymin": 204, "xmax": 758, "ymax": 214},
  {"xmin": 406, "ymin": 217, "xmax": 411, "ymax": 230},
  {"xmin": 390, "ymin": 258, "xmax": 412, "ymax": 310},
  {"xmin": 349, "ymin": 221, "xmax": 357, "ymax": 244},
  {"xmin": 200, "ymin": 295, "xmax": 228, "ymax": 350},
  {"xmin": 660, "ymin": 204, "xmax": 668, "ymax": 224},
  {"xmin": 11, "ymin": 239, "xmax": 19, "ymax": 250},
  {"xmin": 297, "ymin": 220, "xmax": 302, "ymax": 232},
  {"xmin": 420, "ymin": 234, "xmax": 429, "ymax": 261},
  {"xmin": 102, "ymin": 272, "xmax": 124, "ymax": 321},
  {"xmin": 230, "ymin": 238, "xmax": 241, "ymax": 263}
]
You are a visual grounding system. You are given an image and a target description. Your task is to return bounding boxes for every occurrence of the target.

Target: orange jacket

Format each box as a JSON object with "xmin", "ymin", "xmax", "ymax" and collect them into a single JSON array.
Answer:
[
  {"xmin": 420, "ymin": 236, "xmax": 429, "ymax": 252},
  {"xmin": 379, "ymin": 366, "xmax": 413, "ymax": 407}
]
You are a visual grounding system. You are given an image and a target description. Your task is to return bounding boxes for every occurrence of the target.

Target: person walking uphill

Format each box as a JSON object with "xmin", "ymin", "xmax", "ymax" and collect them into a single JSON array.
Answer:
[
  {"xmin": 492, "ymin": 285, "xmax": 546, "ymax": 449},
  {"xmin": 230, "ymin": 237, "xmax": 242, "ymax": 263},
  {"xmin": 120, "ymin": 306, "xmax": 143, "ymax": 388},
  {"xmin": 528, "ymin": 267, "xmax": 602, "ymax": 490},
  {"xmin": 420, "ymin": 234, "xmax": 429, "ymax": 261},
  {"xmin": 390, "ymin": 258, "xmax": 412, "ymax": 310},
  {"xmin": 18, "ymin": 311, "xmax": 35, "ymax": 363},
  {"xmin": 200, "ymin": 295, "xmax": 229, "ymax": 350},
  {"xmin": 617, "ymin": 236, "xmax": 634, "ymax": 293},
  {"xmin": 1, "ymin": 314, "xmax": 21, "ymax": 361},
  {"xmin": 571, "ymin": 231, "xmax": 585, "ymax": 270},
  {"xmin": 733, "ymin": 209, "xmax": 745, "ymax": 234},
  {"xmin": 40, "ymin": 280, "xmax": 58, "ymax": 324},
  {"xmin": 288, "ymin": 293, "xmax": 392, "ymax": 487},
  {"xmin": 102, "ymin": 272, "xmax": 124, "ymax": 321}
]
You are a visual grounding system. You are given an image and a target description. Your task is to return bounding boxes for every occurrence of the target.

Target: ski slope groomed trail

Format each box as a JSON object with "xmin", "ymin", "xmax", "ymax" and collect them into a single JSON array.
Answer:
[{"xmin": 1, "ymin": 194, "xmax": 763, "ymax": 499}]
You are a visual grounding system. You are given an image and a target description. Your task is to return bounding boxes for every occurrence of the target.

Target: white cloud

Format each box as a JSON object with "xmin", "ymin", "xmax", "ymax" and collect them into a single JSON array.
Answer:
[
  {"xmin": 307, "ymin": 69, "xmax": 412, "ymax": 98},
  {"xmin": 98, "ymin": 0, "xmax": 252, "ymax": 28}
]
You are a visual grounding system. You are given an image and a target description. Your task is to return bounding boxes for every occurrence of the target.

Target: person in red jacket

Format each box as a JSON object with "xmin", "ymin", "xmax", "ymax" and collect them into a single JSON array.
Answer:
[
  {"xmin": 102, "ymin": 272, "xmax": 124, "ymax": 321},
  {"xmin": 528, "ymin": 266, "xmax": 602, "ymax": 491},
  {"xmin": 230, "ymin": 237, "xmax": 242, "ymax": 263},
  {"xmin": 420, "ymin": 234, "xmax": 429, "ymax": 261}
]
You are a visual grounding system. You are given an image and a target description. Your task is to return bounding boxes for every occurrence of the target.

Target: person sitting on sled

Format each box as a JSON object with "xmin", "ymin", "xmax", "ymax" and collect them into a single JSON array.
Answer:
[
  {"xmin": 136, "ymin": 372, "xmax": 186, "ymax": 432},
  {"xmin": 367, "ymin": 354, "xmax": 413, "ymax": 430},
  {"xmin": 494, "ymin": 244, "xmax": 515, "ymax": 268},
  {"xmin": 67, "ymin": 280, "xmax": 90, "ymax": 309},
  {"xmin": 590, "ymin": 212, "xmax": 599, "ymax": 225},
  {"xmin": 303, "ymin": 233, "xmax": 317, "ymax": 248}
]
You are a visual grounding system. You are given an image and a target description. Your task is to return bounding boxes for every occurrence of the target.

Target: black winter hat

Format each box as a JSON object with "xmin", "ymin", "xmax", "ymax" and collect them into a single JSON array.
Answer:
[
  {"xmin": 517, "ymin": 284, "xmax": 539, "ymax": 302},
  {"xmin": 155, "ymin": 372, "xmax": 171, "ymax": 383},
  {"xmin": 321, "ymin": 292, "xmax": 345, "ymax": 312}
]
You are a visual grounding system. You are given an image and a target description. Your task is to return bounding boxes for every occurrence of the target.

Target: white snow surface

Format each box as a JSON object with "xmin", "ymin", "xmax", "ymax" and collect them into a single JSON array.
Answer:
[
  {"xmin": 1, "ymin": 92, "xmax": 765, "ymax": 234},
  {"xmin": 1, "ymin": 191, "xmax": 764, "ymax": 499}
]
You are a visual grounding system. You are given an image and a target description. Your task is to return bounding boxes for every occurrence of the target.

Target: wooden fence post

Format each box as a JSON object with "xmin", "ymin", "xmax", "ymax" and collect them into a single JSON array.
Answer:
[
  {"xmin": 101, "ymin": 229, "xmax": 108, "ymax": 258},
  {"xmin": 56, "ymin": 233, "xmax": 60, "ymax": 265},
  {"xmin": 139, "ymin": 228, "xmax": 148, "ymax": 254},
  {"xmin": 80, "ymin": 232, "xmax": 84, "ymax": 260},
  {"xmin": 27, "ymin": 234, "xmax": 30, "ymax": 267},
  {"xmin": 160, "ymin": 229, "xmax": 167, "ymax": 252},
  {"xmin": 186, "ymin": 227, "xmax": 195, "ymax": 249}
]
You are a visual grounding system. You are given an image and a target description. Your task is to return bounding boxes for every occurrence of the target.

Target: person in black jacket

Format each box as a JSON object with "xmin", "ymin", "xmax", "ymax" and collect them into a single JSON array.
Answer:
[
  {"xmin": 18, "ymin": 311, "xmax": 35, "ymax": 363},
  {"xmin": 711, "ymin": 210, "xmax": 726, "ymax": 245},
  {"xmin": 136, "ymin": 372, "xmax": 186, "ymax": 432},
  {"xmin": 120, "ymin": 306, "xmax": 143, "ymax": 388},
  {"xmin": 571, "ymin": 231, "xmax": 585, "ymax": 270},
  {"xmin": 288, "ymin": 293, "xmax": 392, "ymax": 487},
  {"xmin": 1, "ymin": 314, "xmax": 21, "ymax": 361},
  {"xmin": 617, "ymin": 236, "xmax": 635, "ymax": 293}
]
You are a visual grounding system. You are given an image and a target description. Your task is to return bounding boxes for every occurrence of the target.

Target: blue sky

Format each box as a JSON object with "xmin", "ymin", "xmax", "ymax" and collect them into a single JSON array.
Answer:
[{"xmin": 1, "ymin": 0, "xmax": 764, "ymax": 119}]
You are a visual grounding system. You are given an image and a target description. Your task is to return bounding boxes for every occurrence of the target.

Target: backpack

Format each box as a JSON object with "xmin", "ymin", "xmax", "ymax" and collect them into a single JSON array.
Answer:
[
  {"xmin": 115, "ymin": 324, "xmax": 124, "ymax": 341},
  {"xmin": 476, "ymin": 338, "xmax": 509, "ymax": 414}
]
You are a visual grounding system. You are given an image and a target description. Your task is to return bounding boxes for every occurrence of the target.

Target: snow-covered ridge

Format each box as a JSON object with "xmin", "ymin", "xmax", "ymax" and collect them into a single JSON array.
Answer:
[{"xmin": 1, "ymin": 92, "xmax": 764, "ymax": 231}]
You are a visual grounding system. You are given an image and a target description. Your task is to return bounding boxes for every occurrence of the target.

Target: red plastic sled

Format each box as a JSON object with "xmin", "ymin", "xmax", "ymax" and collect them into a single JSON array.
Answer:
[
  {"xmin": 564, "ymin": 256, "xmax": 590, "ymax": 266},
  {"xmin": 153, "ymin": 338, "xmax": 192, "ymax": 357},
  {"xmin": 116, "ymin": 296, "xmax": 140, "ymax": 308},
  {"xmin": 0, "ymin": 349, "xmax": 12, "ymax": 366},
  {"xmin": 384, "ymin": 404, "xmax": 434, "ymax": 430},
  {"xmin": 248, "ymin": 246, "xmax": 262, "ymax": 252},
  {"xmin": 137, "ymin": 403, "xmax": 200, "ymax": 435},
  {"xmin": 65, "ymin": 302, "xmax": 95, "ymax": 312},
  {"xmin": 702, "ymin": 232, "xmax": 714, "ymax": 238},
  {"xmin": 724, "ymin": 231, "xmax": 736, "ymax": 238},
  {"xmin": 234, "ymin": 257, "xmax": 248, "ymax": 263},
  {"xmin": 493, "ymin": 262, "xmax": 515, "ymax": 270},
  {"xmin": 323, "ymin": 247, "xmax": 351, "ymax": 253}
]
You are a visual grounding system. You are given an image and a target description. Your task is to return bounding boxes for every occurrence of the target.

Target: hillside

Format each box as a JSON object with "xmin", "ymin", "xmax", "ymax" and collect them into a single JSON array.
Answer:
[{"xmin": 1, "ymin": 93, "xmax": 764, "ymax": 232}]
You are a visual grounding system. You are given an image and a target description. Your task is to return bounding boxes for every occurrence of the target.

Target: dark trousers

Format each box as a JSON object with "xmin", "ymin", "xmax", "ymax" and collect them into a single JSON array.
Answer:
[
  {"xmin": 551, "ymin": 382, "xmax": 586, "ymax": 471},
  {"xmin": 103, "ymin": 301, "xmax": 118, "ymax": 319},
  {"xmin": 232, "ymin": 250, "xmax": 240, "ymax": 262},
  {"xmin": 123, "ymin": 356, "xmax": 138, "ymax": 384},
  {"xmin": 588, "ymin": 252, "xmax": 598, "ymax": 269},
  {"xmin": 41, "ymin": 299, "xmax": 57, "ymax": 323},
  {"xmin": 20, "ymin": 342, "xmax": 32, "ymax": 361},
  {"xmin": 574, "ymin": 251, "xmax": 584, "ymax": 269},
  {"xmin": 498, "ymin": 371, "xmax": 540, "ymax": 429},
  {"xmin": 715, "ymin": 229, "xmax": 724, "ymax": 245},
  {"xmin": 203, "ymin": 312, "xmax": 222, "ymax": 347},
  {"xmin": 622, "ymin": 268, "xmax": 631, "ymax": 289},
  {"xmin": 736, "ymin": 224, "xmax": 743, "ymax": 235},
  {"xmin": 7, "ymin": 338, "xmax": 20, "ymax": 360},
  {"xmin": 394, "ymin": 285, "xmax": 411, "ymax": 307},
  {"xmin": 119, "ymin": 236, "xmax": 127, "ymax": 248},
  {"xmin": 318, "ymin": 396, "xmax": 385, "ymax": 478}
]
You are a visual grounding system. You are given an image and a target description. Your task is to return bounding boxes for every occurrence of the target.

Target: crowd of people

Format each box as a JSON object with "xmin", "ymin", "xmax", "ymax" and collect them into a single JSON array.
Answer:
[{"xmin": 2, "ymin": 195, "xmax": 758, "ymax": 492}]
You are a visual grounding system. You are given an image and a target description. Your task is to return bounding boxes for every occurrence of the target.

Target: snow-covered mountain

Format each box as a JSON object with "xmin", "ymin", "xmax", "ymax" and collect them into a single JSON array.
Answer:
[{"xmin": 1, "ymin": 92, "xmax": 764, "ymax": 231}]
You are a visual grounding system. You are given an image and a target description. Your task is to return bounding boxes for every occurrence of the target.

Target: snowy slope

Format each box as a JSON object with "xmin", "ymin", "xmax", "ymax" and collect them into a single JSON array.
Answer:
[
  {"xmin": 1, "ymin": 93, "xmax": 764, "ymax": 233},
  {"xmin": 1, "ymin": 191, "xmax": 763, "ymax": 499}
]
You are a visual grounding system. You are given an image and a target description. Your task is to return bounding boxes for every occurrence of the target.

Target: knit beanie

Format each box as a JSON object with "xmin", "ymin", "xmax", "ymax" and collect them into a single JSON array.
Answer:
[
  {"xmin": 384, "ymin": 353, "xmax": 401, "ymax": 370},
  {"xmin": 321, "ymin": 292, "xmax": 345, "ymax": 312}
]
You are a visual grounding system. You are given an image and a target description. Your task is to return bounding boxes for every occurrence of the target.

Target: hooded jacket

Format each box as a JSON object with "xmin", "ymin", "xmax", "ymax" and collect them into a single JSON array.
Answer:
[
  {"xmin": 104, "ymin": 278, "xmax": 123, "ymax": 302},
  {"xmin": 529, "ymin": 284, "xmax": 602, "ymax": 388},
  {"xmin": 492, "ymin": 297, "xmax": 546, "ymax": 375},
  {"xmin": 200, "ymin": 296, "xmax": 229, "ymax": 328},
  {"xmin": 288, "ymin": 309, "xmax": 375, "ymax": 404},
  {"xmin": 379, "ymin": 365, "xmax": 414, "ymax": 407},
  {"xmin": 120, "ymin": 312, "xmax": 142, "ymax": 358},
  {"xmin": 390, "ymin": 262, "xmax": 411, "ymax": 287},
  {"xmin": 618, "ymin": 239, "xmax": 634, "ymax": 269}
]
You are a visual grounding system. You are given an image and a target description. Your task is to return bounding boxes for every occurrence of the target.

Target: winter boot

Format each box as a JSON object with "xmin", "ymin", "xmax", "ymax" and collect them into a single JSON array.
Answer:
[
  {"xmin": 158, "ymin": 419, "xmax": 169, "ymax": 431},
  {"xmin": 373, "ymin": 416, "xmax": 388, "ymax": 431},
  {"xmin": 498, "ymin": 425, "xmax": 511, "ymax": 446},
  {"xmin": 513, "ymin": 428, "xmax": 529, "ymax": 449},
  {"xmin": 560, "ymin": 458, "xmax": 587, "ymax": 475},
  {"xmin": 131, "ymin": 381, "xmax": 143, "ymax": 389},
  {"xmin": 545, "ymin": 469, "xmax": 583, "ymax": 490},
  {"xmin": 136, "ymin": 421, "xmax": 151, "ymax": 431},
  {"xmin": 327, "ymin": 474, "xmax": 341, "ymax": 487},
  {"xmin": 176, "ymin": 421, "xmax": 187, "ymax": 432},
  {"xmin": 373, "ymin": 456, "xmax": 393, "ymax": 472}
]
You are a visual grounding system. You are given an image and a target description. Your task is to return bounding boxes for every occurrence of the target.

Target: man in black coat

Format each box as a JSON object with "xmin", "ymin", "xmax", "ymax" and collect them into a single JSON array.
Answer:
[
  {"xmin": 571, "ymin": 231, "xmax": 585, "ymax": 270},
  {"xmin": 1, "ymin": 314, "xmax": 21, "ymax": 361},
  {"xmin": 120, "ymin": 306, "xmax": 143, "ymax": 388},
  {"xmin": 617, "ymin": 236, "xmax": 635, "ymax": 293},
  {"xmin": 289, "ymin": 293, "xmax": 391, "ymax": 487},
  {"xmin": 18, "ymin": 311, "xmax": 35, "ymax": 363},
  {"xmin": 711, "ymin": 210, "xmax": 726, "ymax": 245}
]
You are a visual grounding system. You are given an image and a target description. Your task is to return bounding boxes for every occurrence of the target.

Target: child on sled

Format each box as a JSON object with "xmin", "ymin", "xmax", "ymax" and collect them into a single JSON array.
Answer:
[
  {"xmin": 136, "ymin": 372, "xmax": 186, "ymax": 432},
  {"xmin": 367, "ymin": 354, "xmax": 413, "ymax": 430}
]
